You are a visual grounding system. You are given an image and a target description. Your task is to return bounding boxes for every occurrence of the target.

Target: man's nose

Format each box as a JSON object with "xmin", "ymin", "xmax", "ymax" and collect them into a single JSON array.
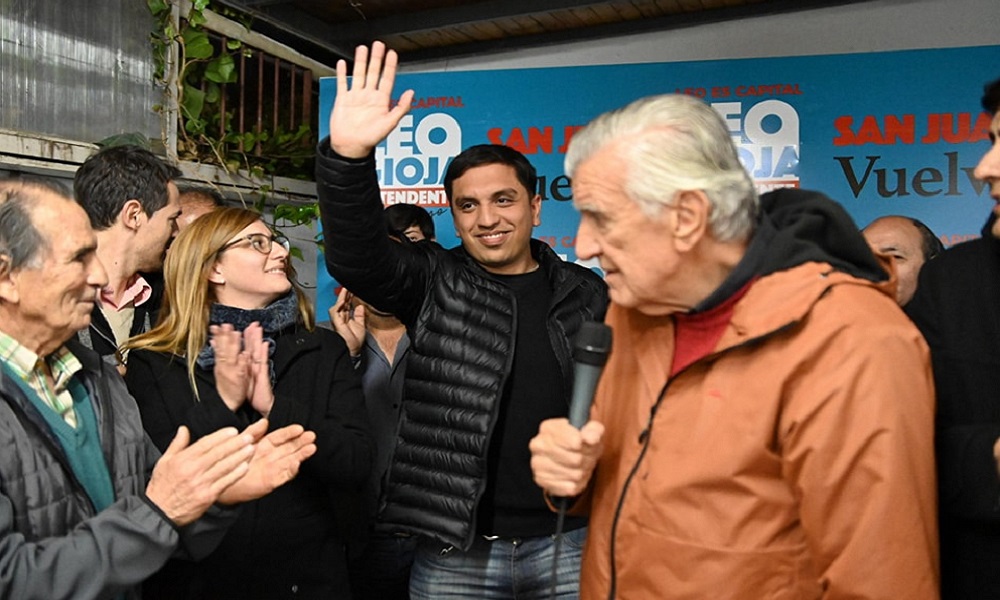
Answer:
[
  {"xmin": 575, "ymin": 219, "xmax": 600, "ymax": 260},
  {"xmin": 476, "ymin": 203, "xmax": 500, "ymax": 227},
  {"xmin": 974, "ymin": 141, "xmax": 1000, "ymax": 183},
  {"xmin": 89, "ymin": 256, "xmax": 109, "ymax": 289}
]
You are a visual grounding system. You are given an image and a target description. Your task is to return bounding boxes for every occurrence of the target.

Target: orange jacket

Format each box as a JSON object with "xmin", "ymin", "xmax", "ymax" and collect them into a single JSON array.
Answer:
[{"xmin": 579, "ymin": 261, "xmax": 939, "ymax": 600}]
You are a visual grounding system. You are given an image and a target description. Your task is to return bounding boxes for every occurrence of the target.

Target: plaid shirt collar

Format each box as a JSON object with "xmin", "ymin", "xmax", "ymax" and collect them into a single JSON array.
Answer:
[{"xmin": 0, "ymin": 329, "xmax": 83, "ymax": 396}]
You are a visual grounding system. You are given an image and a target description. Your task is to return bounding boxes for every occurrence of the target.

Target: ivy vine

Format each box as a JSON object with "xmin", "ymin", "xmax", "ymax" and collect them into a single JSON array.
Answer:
[
  {"xmin": 148, "ymin": 0, "xmax": 315, "ymax": 184},
  {"xmin": 148, "ymin": 0, "xmax": 322, "ymax": 261}
]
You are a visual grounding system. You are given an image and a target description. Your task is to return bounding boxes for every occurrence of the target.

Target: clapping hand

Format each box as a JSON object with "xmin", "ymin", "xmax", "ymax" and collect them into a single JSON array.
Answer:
[
  {"xmin": 146, "ymin": 421, "xmax": 264, "ymax": 525},
  {"xmin": 211, "ymin": 322, "xmax": 274, "ymax": 416},
  {"xmin": 218, "ymin": 423, "xmax": 318, "ymax": 504},
  {"xmin": 243, "ymin": 323, "xmax": 275, "ymax": 417}
]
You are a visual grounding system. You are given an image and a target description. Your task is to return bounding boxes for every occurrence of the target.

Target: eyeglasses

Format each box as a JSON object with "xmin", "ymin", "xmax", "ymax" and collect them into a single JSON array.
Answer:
[{"xmin": 219, "ymin": 232, "xmax": 290, "ymax": 255}]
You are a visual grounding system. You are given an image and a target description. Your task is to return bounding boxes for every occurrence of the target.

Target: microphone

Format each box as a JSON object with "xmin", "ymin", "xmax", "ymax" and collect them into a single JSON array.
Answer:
[
  {"xmin": 567, "ymin": 321, "xmax": 613, "ymax": 429},
  {"xmin": 548, "ymin": 322, "xmax": 613, "ymax": 599}
]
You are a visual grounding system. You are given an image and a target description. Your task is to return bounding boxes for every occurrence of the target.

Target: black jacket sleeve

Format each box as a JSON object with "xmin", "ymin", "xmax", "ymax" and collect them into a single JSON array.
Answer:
[{"xmin": 316, "ymin": 141, "xmax": 435, "ymax": 326}]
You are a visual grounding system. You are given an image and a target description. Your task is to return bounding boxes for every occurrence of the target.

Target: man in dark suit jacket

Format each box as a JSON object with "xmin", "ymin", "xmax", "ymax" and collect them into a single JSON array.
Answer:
[{"xmin": 906, "ymin": 76, "xmax": 1000, "ymax": 600}]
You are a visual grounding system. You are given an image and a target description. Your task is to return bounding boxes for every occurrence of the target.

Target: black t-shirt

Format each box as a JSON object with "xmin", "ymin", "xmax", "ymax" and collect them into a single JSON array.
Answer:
[{"xmin": 476, "ymin": 268, "xmax": 586, "ymax": 537}]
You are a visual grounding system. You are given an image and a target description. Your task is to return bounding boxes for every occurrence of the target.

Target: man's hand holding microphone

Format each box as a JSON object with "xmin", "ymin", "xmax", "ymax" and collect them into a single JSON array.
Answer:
[{"xmin": 530, "ymin": 322, "xmax": 610, "ymax": 499}]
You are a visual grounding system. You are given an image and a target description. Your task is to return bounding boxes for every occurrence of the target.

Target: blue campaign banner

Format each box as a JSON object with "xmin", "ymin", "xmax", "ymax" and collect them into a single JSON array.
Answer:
[{"xmin": 315, "ymin": 44, "xmax": 1000, "ymax": 316}]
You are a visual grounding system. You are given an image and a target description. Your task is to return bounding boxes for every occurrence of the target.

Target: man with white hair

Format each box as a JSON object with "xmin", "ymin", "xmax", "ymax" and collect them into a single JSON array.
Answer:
[{"xmin": 529, "ymin": 94, "xmax": 939, "ymax": 599}]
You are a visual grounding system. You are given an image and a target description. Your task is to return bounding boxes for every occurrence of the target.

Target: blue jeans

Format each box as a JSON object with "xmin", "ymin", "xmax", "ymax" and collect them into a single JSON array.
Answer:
[{"xmin": 409, "ymin": 527, "xmax": 586, "ymax": 600}]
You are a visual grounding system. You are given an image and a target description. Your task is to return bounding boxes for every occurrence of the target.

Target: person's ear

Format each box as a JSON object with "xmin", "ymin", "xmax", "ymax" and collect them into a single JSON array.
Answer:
[
  {"xmin": 122, "ymin": 199, "xmax": 144, "ymax": 231},
  {"xmin": 530, "ymin": 194, "xmax": 542, "ymax": 227},
  {"xmin": 207, "ymin": 262, "xmax": 225, "ymax": 285},
  {"xmin": 0, "ymin": 255, "xmax": 20, "ymax": 304},
  {"xmin": 670, "ymin": 190, "xmax": 710, "ymax": 252}
]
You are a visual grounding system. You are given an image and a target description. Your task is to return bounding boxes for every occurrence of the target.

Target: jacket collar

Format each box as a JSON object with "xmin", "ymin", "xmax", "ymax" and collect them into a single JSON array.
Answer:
[
  {"xmin": 691, "ymin": 188, "xmax": 889, "ymax": 316},
  {"xmin": 722, "ymin": 262, "xmax": 887, "ymax": 349},
  {"xmin": 452, "ymin": 238, "xmax": 571, "ymax": 280},
  {"xmin": 65, "ymin": 336, "xmax": 104, "ymax": 376}
]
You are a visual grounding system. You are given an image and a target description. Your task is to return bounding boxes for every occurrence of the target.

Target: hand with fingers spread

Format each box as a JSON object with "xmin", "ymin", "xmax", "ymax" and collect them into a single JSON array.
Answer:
[
  {"xmin": 529, "ymin": 418, "xmax": 605, "ymax": 498},
  {"xmin": 329, "ymin": 41, "xmax": 415, "ymax": 159},
  {"xmin": 219, "ymin": 424, "xmax": 318, "ymax": 504},
  {"xmin": 329, "ymin": 288, "xmax": 366, "ymax": 357},
  {"xmin": 145, "ymin": 419, "xmax": 271, "ymax": 526}
]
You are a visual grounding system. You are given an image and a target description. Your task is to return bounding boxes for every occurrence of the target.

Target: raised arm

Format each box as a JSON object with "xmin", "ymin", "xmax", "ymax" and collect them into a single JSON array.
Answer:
[{"xmin": 317, "ymin": 42, "xmax": 432, "ymax": 325}]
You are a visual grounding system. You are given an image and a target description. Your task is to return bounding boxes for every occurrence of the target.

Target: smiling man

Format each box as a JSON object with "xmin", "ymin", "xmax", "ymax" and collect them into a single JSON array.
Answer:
[
  {"xmin": 905, "ymin": 76, "xmax": 1000, "ymax": 600},
  {"xmin": 317, "ymin": 43, "xmax": 607, "ymax": 599},
  {"xmin": 0, "ymin": 176, "xmax": 299, "ymax": 600}
]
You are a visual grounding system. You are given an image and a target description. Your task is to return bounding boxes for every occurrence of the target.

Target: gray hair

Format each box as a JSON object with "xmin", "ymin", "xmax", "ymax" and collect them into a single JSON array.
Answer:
[
  {"xmin": 0, "ymin": 177, "xmax": 68, "ymax": 272},
  {"xmin": 565, "ymin": 94, "xmax": 758, "ymax": 242}
]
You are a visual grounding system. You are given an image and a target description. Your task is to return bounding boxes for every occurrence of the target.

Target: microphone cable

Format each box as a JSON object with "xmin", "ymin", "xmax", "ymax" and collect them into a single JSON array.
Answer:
[{"xmin": 548, "ymin": 497, "xmax": 571, "ymax": 600}]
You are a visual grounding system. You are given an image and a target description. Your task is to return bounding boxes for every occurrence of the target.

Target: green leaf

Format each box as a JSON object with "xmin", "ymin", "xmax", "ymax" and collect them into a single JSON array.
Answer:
[
  {"xmin": 193, "ymin": 0, "xmax": 210, "ymax": 11},
  {"xmin": 204, "ymin": 54, "xmax": 236, "ymax": 83},
  {"xmin": 226, "ymin": 39, "xmax": 242, "ymax": 50},
  {"xmin": 185, "ymin": 118, "xmax": 206, "ymax": 135},
  {"xmin": 181, "ymin": 84, "xmax": 206, "ymax": 121},
  {"xmin": 147, "ymin": 0, "xmax": 169, "ymax": 17},
  {"xmin": 203, "ymin": 82, "xmax": 221, "ymax": 104},
  {"xmin": 188, "ymin": 10, "xmax": 207, "ymax": 26},
  {"xmin": 182, "ymin": 29, "xmax": 214, "ymax": 60},
  {"xmin": 289, "ymin": 246, "xmax": 304, "ymax": 261}
]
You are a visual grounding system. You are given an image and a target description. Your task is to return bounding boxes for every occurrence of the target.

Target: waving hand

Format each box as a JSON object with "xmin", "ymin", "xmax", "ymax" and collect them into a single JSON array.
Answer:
[{"xmin": 329, "ymin": 41, "xmax": 415, "ymax": 159}]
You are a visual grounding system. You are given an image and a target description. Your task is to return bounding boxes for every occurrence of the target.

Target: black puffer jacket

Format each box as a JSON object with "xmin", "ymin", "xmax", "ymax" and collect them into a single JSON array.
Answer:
[{"xmin": 317, "ymin": 145, "xmax": 608, "ymax": 550}]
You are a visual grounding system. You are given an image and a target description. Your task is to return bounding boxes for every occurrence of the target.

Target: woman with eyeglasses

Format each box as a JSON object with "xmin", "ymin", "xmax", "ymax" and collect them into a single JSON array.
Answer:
[{"xmin": 123, "ymin": 207, "xmax": 373, "ymax": 599}]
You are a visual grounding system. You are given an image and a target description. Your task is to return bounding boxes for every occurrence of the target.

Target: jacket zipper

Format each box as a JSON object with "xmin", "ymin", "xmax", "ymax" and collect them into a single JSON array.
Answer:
[{"xmin": 606, "ymin": 318, "xmax": 801, "ymax": 600}]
